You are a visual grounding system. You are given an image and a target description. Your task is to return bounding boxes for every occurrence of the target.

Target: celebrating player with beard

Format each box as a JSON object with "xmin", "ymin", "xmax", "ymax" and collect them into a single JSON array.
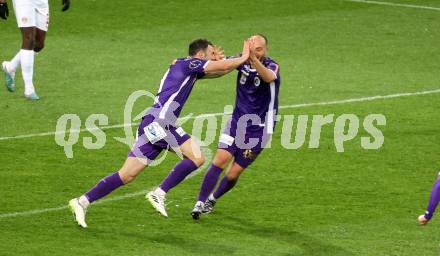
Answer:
[{"xmin": 69, "ymin": 39, "xmax": 251, "ymax": 228}]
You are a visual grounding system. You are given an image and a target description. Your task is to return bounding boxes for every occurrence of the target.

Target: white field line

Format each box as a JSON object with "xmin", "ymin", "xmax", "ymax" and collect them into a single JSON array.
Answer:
[
  {"xmin": 0, "ymin": 190, "xmax": 147, "ymax": 219},
  {"xmin": 0, "ymin": 123, "xmax": 138, "ymax": 141},
  {"xmin": 0, "ymin": 148, "xmax": 212, "ymax": 220},
  {"xmin": 346, "ymin": 0, "xmax": 440, "ymax": 12},
  {"xmin": 1, "ymin": 88, "xmax": 440, "ymax": 142}
]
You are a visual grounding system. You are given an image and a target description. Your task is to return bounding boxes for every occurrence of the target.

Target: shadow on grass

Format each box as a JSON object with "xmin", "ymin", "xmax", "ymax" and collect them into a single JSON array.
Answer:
[
  {"xmin": 142, "ymin": 233, "xmax": 237, "ymax": 255},
  {"xmin": 212, "ymin": 214, "xmax": 354, "ymax": 256}
]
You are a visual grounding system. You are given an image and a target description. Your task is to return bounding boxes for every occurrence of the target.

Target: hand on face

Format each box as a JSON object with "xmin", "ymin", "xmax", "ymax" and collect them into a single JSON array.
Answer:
[
  {"xmin": 248, "ymin": 37, "xmax": 258, "ymax": 61},
  {"xmin": 212, "ymin": 45, "xmax": 225, "ymax": 61}
]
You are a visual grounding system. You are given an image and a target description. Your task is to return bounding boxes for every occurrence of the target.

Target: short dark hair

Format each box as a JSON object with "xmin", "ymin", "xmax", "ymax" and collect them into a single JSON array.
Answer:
[
  {"xmin": 188, "ymin": 38, "xmax": 213, "ymax": 56},
  {"xmin": 255, "ymin": 33, "xmax": 268, "ymax": 45}
]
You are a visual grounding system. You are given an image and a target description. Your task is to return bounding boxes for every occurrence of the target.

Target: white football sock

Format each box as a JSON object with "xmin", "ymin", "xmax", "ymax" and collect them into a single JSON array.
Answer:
[
  {"xmin": 154, "ymin": 187, "xmax": 166, "ymax": 196},
  {"xmin": 78, "ymin": 195, "xmax": 90, "ymax": 209},
  {"xmin": 208, "ymin": 194, "xmax": 216, "ymax": 201},
  {"xmin": 9, "ymin": 51, "xmax": 21, "ymax": 72},
  {"xmin": 20, "ymin": 49, "xmax": 35, "ymax": 95}
]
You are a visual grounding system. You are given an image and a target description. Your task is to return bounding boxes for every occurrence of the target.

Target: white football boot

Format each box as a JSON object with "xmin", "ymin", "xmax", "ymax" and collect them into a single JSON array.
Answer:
[
  {"xmin": 69, "ymin": 198, "xmax": 88, "ymax": 228},
  {"xmin": 202, "ymin": 195, "xmax": 217, "ymax": 214},
  {"xmin": 146, "ymin": 190, "xmax": 168, "ymax": 217},
  {"xmin": 191, "ymin": 201, "xmax": 204, "ymax": 220},
  {"xmin": 2, "ymin": 61, "xmax": 15, "ymax": 92}
]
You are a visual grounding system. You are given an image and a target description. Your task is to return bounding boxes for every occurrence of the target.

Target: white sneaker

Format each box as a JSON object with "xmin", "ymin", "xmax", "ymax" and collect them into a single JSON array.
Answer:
[
  {"xmin": 69, "ymin": 198, "xmax": 88, "ymax": 228},
  {"xmin": 146, "ymin": 190, "xmax": 168, "ymax": 217}
]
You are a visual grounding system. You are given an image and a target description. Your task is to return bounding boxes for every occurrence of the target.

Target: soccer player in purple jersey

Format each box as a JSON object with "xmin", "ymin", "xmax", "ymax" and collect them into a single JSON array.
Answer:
[
  {"xmin": 68, "ymin": 38, "xmax": 251, "ymax": 228},
  {"xmin": 418, "ymin": 170, "xmax": 440, "ymax": 225},
  {"xmin": 191, "ymin": 34, "xmax": 281, "ymax": 219}
]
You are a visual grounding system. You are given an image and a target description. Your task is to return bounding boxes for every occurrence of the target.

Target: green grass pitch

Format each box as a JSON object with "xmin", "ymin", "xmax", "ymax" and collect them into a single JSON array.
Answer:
[{"xmin": 1, "ymin": 0, "xmax": 440, "ymax": 255}]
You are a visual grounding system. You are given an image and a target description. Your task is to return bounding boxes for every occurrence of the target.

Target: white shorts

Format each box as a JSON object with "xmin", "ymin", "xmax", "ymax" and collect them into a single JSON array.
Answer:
[{"xmin": 12, "ymin": 0, "xmax": 49, "ymax": 31}]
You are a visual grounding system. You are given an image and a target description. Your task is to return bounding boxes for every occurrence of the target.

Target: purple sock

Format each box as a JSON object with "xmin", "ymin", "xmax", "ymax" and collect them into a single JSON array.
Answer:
[
  {"xmin": 213, "ymin": 176, "xmax": 237, "ymax": 200},
  {"xmin": 425, "ymin": 176, "xmax": 440, "ymax": 219},
  {"xmin": 197, "ymin": 164, "xmax": 223, "ymax": 202},
  {"xmin": 160, "ymin": 159, "xmax": 198, "ymax": 192},
  {"xmin": 85, "ymin": 172, "xmax": 124, "ymax": 203}
]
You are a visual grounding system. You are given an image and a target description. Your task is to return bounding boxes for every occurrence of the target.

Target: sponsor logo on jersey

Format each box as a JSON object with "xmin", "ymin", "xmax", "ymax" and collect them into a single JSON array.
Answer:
[
  {"xmin": 254, "ymin": 77, "xmax": 261, "ymax": 87},
  {"xmin": 189, "ymin": 59, "xmax": 202, "ymax": 69}
]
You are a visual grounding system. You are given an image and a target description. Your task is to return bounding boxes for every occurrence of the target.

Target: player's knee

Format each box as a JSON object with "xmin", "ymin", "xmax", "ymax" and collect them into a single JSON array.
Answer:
[
  {"xmin": 119, "ymin": 172, "xmax": 136, "ymax": 184},
  {"xmin": 22, "ymin": 34, "xmax": 35, "ymax": 50},
  {"xmin": 34, "ymin": 43, "xmax": 44, "ymax": 52},
  {"xmin": 226, "ymin": 171, "xmax": 240, "ymax": 181},
  {"xmin": 191, "ymin": 153, "xmax": 205, "ymax": 167},
  {"xmin": 213, "ymin": 154, "xmax": 231, "ymax": 169}
]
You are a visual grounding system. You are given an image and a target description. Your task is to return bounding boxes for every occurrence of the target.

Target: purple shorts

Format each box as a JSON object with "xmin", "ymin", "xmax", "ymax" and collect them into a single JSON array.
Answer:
[
  {"xmin": 218, "ymin": 118, "xmax": 271, "ymax": 169},
  {"xmin": 128, "ymin": 115, "xmax": 191, "ymax": 161}
]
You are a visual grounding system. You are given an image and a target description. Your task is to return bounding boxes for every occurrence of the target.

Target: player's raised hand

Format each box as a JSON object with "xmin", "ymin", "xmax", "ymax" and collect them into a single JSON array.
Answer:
[
  {"xmin": 0, "ymin": 1, "xmax": 9, "ymax": 20},
  {"xmin": 62, "ymin": 0, "xmax": 70, "ymax": 12},
  {"xmin": 248, "ymin": 37, "xmax": 258, "ymax": 60},
  {"xmin": 241, "ymin": 39, "xmax": 251, "ymax": 59}
]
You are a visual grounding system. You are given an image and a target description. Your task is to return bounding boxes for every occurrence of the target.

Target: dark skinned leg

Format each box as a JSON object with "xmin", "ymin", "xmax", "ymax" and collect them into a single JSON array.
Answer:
[
  {"xmin": 20, "ymin": 27, "xmax": 36, "ymax": 50},
  {"xmin": 34, "ymin": 28, "xmax": 46, "ymax": 53}
]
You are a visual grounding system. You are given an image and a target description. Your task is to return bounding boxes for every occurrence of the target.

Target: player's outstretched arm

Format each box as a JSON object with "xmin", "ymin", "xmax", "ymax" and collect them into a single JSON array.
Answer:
[
  {"xmin": 0, "ymin": 0, "xmax": 9, "ymax": 20},
  {"xmin": 200, "ymin": 45, "xmax": 230, "ymax": 78},
  {"xmin": 249, "ymin": 53, "xmax": 277, "ymax": 83},
  {"xmin": 62, "ymin": 0, "xmax": 70, "ymax": 12},
  {"xmin": 203, "ymin": 40, "xmax": 250, "ymax": 77}
]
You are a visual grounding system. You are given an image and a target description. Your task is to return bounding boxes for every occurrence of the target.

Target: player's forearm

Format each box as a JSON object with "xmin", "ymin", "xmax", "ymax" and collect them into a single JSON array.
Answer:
[
  {"xmin": 202, "ymin": 70, "xmax": 231, "ymax": 79},
  {"xmin": 250, "ymin": 57, "xmax": 276, "ymax": 83},
  {"xmin": 204, "ymin": 55, "xmax": 247, "ymax": 74},
  {"xmin": 223, "ymin": 55, "xmax": 248, "ymax": 71}
]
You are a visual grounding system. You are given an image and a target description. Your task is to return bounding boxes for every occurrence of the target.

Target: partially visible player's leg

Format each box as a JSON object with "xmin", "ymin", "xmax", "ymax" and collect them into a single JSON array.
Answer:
[
  {"xmin": 197, "ymin": 149, "xmax": 232, "ymax": 202},
  {"xmin": 211, "ymin": 144, "xmax": 263, "ymax": 202},
  {"xmin": 85, "ymin": 157, "xmax": 147, "ymax": 202},
  {"xmin": 419, "ymin": 173, "xmax": 440, "ymax": 225},
  {"xmin": 3, "ymin": 0, "xmax": 33, "ymax": 92},
  {"xmin": 69, "ymin": 157, "xmax": 147, "ymax": 228},
  {"xmin": 199, "ymin": 162, "xmax": 245, "ymax": 215},
  {"xmin": 204, "ymin": 147, "xmax": 262, "ymax": 214},
  {"xmin": 1, "ymin": 26, "xmax": 35, "ymax": 93},
  {"xmin": 34, "ymin": 28, "xmax": 46, "ymax": 53},
  {"xmin": 19, "ymin": 27, "xmax": 39, "ymax": 99},
  {"xmin": 159, "ymin": 138, "xmax": 205, "ymax": 192},
  {"xmin": 18, "ymin": 1, "xmax": 48, "ymax": 99},
  {"xmin": 148, "ymin": 138, "xmax": 205, "ymax": 217},
  {"xmin": 12, "ymin": 28, "xmax": 46, "ymax": 89},
  {"xmin": 191, "ymin": 149, "xmax": 233, "ymax": 219},
  {"xmin": 212, "ymin": 162, "xmax": 244, "ymax": 200}
]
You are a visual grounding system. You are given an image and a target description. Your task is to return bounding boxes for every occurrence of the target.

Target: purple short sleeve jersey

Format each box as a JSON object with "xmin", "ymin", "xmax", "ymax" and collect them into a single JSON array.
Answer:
[
  {"xmin": 233, "ymin": 57, "xmax": 281, "ymax": 134},
  {"xmin": 146, "ymin": 57, "xmax": 210, "ymax": 123}
]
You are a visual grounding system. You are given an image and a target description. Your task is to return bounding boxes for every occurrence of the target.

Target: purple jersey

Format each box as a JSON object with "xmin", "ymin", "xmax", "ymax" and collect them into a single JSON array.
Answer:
[
  {"xmin": 233, "ymin": 57, "xmax": 281, "ymax": 134},
  {"xmin": 146, "ymin": 57, "xmax": 209, "ymax": 123}
]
